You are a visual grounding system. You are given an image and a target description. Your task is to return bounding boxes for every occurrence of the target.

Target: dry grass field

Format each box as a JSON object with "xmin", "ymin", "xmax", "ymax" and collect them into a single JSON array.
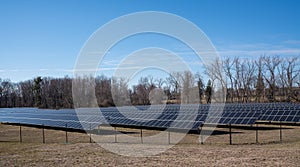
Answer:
[{"xmin": 0, "ymin": 123, "xmax": 300, "ymax": 166}]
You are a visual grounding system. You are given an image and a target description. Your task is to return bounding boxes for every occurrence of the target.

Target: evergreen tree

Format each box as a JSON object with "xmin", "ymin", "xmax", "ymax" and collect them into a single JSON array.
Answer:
[
  {"xmin": 205, "ymin": 80, "xmax": 212, "ymax": 103},
  {"xmin": 33, "ymin": 76, "xmax": 42, "ymax": 107}
]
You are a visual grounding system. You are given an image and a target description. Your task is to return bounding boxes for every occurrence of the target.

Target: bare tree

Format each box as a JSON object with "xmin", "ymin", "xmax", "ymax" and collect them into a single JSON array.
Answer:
[
  {"xmin": 166, "ymin": 72, "xmax": 182, "ymax": 94},
  {"xmin": 240, "ymin": 59, "xmax": 256, "ymax": 103},
  {"xmin": 181, "ymin": 71, "xmax": 197, "ymax": 104},
  {"xmin": 233, "ymin": 58, "xmax": 243, "ymax": 102},
  {"xmin": 255, "ymin": 56, "xmax": 265, "ymax": 103},
  {"xmin": 205, "ymin": 58, "xmax": 227, "ymax": 103},
  {"xmin": 262, "ymin": 55, "xmax": 282, "ymax": 102},
  {"xmin": 111, "ymin": 77, "xmax": 130, "ymax": 106},
  {"xmin": 285, "ymin": 57, "xmax": 300, "ymax": 102},
  {"xmin": 223, "ymin": 58, "xmax": 235, "ymax": 102},
  {"xmin": 155, "ymin": 78, "xmax": 165, "ymax": 89},
  {"xmin": 130, "ymin": 77, "xmax": 156, "ymax": 105},
  {"xmin": 95, "ymin": 75, "xmax": 113, "ymax": 107}
]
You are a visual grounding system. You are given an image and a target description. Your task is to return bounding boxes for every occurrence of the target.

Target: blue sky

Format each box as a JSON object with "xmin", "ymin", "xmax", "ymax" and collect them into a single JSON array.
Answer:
[{"xmin": 1, "ymin": 0, "xmax": 300, "ymax": 82}]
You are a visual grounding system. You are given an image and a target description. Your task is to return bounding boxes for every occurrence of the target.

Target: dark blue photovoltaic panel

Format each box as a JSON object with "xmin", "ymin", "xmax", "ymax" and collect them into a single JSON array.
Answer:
[
  {"xmin": 253, "ymin": 103, "xmax": 300, "ymax": 122},
  {"xmin": 0, "ymin": 103, "xmax": 299, "ymax": 131}
]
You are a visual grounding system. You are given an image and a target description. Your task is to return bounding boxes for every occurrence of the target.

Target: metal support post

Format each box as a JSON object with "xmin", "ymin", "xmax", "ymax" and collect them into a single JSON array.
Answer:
[
  {"xmin": 200, "ymin": 126, "xmax": 204, "ymax": 145},
  {"xmin": 280, "ymin": 121, "xmax": 282, "ymax": 143},
  {"xmin": 42, "ymin": 125, "xmax": 45, "ymax": 143},
  {"xmin": 168, "ymin": 131, "xmax": 171, "ymax": 145},
  {"xmin": 19, "ymin": 124, "xmax": 22, "ymax": 142},
  {"xmin": 89, "ymin": 123, "xmax": 92, "ymax": 143},
  {"xmin": 114, "ymin": 127, "xmax": 117, "ymax": 143},
  {"xmin": 140, "ymin": 129, "xmax": 143, "ymax": 144},
  {"xmin": 65, "ymin": 123, "xmax": 68, "ymax": 143},
  {"xmin": 229, "ymin": 124, "xmax": 232, "ymax": 145},
  {"xmin": 256, "ymin": 124, "xmax": 258, "ymax": 144}
]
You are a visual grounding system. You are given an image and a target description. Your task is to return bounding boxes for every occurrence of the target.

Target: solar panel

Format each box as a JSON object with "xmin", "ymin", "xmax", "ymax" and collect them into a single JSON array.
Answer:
[
  {"xmin": 257, "ymin": 103, "xmax": 300, "ymax": 122},
  {"xmin": 0, "ymin": 103, "xmax": 299, "ymax": 132}
]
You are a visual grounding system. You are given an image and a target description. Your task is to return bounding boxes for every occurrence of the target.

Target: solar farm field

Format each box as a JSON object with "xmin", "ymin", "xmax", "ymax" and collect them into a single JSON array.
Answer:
[
  {"xmin": 0, "ymin": 103, "xmax": 300, "ymax": 166},
  {"xmin": 0, "ymin": 124, "xmax": 300, "ymax": 166}
]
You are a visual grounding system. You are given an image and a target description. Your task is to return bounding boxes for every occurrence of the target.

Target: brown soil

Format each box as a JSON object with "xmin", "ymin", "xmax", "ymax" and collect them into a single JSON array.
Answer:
[{"xmin": 0, "ymin": 124, "xmax": 300, "ymax": 166}]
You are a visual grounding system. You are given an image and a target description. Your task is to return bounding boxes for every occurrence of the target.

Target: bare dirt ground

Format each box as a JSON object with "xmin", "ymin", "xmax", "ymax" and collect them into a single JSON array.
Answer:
[{"xmin": 0, "ymin": 124, "xmax": 300, "ymax": 166}]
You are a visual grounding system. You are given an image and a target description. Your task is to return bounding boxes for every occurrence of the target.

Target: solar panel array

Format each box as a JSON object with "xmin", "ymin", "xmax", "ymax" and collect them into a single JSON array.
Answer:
[
  {"xmin": 203, "ymin": 104, "xmax": 261, "ymax": 125},
  {"xmin": 0, "ymin": 103, "xmax": 299, "ymax": 131},
  {"xmin": 0, "ymin": 108, "xmax": 104, "ymax": 130},
  {"xmin": 257, "ymin": 103, "xmax": 300, "ymax": 122},
  {"xmin": 102, "ymin": 105, "xmax": 204, "ymax": 130}
]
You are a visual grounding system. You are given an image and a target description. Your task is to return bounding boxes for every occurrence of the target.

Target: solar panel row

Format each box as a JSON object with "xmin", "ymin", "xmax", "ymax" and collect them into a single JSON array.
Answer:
[{"xmin": 0, "ymin": 103, "xmax": 299, "ymax": 131}]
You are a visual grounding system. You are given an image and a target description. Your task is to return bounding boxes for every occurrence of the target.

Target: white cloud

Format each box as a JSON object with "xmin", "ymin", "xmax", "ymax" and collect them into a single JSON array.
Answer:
[
  {"xmin": 215, "ymin": 41, "xmax": 300, "ymax": 59},
  {"xmin": 101, "ymin": 60, "xmax": 120, "ymax": 66},
  {"xmin": 282, "ymin": 40, "xmax": 300, "ymax": 45},
  {"xmin": 64, "ymin": 66, "xmax": 143, "ymax": 73},
  {"xmin": 218, "ymin": 49, "xmax": 300, "ymax": 57}
]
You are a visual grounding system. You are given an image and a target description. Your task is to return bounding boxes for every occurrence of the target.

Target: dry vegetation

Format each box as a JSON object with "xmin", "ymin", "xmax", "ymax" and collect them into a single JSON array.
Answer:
[{"xmin": 0, "ymin": 123, "xmax": 300, "ymax": 166}]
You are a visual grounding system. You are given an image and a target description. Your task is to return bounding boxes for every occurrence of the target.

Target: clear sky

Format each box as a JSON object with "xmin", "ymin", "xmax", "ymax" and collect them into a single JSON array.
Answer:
[{"xmin": 1, "ymin": 0, "xmax": 300, "ymax": 82}]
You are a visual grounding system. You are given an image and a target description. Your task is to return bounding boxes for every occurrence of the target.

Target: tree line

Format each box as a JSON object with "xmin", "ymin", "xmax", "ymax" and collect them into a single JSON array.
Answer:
[
  {"xmin": 221, "ymin": 55, "xmax": 300, "ymax": 103},
  {"xmin": 0, "ymin": 55, "xmax": 299, "ymax": 109}
]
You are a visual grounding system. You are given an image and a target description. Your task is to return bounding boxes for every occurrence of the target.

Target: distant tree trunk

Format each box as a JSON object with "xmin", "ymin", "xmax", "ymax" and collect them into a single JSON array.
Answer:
[{"xmin": 255, "ymin": 57, "xmax": 265, "ymax": 103}]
